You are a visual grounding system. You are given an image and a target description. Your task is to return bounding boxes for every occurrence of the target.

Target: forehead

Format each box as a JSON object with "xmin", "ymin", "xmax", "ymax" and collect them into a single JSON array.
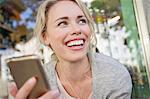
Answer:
[{"xmin": 48, "ymin": 0, "xmax": 85, "ymax": 19}]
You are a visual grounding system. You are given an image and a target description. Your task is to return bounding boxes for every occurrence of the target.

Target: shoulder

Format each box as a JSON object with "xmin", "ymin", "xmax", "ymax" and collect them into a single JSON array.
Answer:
[
  {"xmin": 91, "ymin": 52, "xmax": 129, "ymax": 76},
  {"xmin": 91, "ymin": 53, "xmax": 132, "ymax": 93},
  {"xmin": 91, "ymin": 53, "xmax": 132, "ymax": 98}
]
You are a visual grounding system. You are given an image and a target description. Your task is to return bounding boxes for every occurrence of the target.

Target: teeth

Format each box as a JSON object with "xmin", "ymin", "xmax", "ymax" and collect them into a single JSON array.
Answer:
[{"xmin": 67, "ymin": 40, "xmax": 84, "ymax": 47}]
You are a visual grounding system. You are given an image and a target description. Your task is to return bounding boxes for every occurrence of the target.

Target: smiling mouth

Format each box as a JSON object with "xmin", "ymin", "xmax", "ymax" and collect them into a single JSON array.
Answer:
[{"xmin": 65, "ymin": 39, "xmax": 85, "ymax": 47}]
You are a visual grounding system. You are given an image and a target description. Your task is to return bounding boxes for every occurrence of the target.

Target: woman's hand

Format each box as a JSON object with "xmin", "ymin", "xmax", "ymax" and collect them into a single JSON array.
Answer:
[{"xmin": 9, "ymin": 77, "xmax": 62, "ymax": 99}]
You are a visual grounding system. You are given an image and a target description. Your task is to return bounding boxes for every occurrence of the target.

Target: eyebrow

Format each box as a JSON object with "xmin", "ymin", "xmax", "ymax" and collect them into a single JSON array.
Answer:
[{"xmin": 55, "ymin": 15, "xmax": 85, "ymax": 22}]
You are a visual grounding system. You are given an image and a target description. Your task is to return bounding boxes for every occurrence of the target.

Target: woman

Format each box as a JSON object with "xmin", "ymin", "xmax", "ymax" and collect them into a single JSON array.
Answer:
[{"xmin": 9, "ymin": 0, "xmax": 132, "ymax": 99}]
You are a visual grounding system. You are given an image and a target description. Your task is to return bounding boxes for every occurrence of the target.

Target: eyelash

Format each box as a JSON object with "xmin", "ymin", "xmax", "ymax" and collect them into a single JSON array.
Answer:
[
  {"xmin": 57, "ymin": 21, "xmax": 68, "ymax": 27},
  {"xmin": 78, "ymin": 19, "xmax": 87, "ymax": 24},
  {"xmin": 57, "ymin": 18, "xmax": 88, "ymax": 27}
]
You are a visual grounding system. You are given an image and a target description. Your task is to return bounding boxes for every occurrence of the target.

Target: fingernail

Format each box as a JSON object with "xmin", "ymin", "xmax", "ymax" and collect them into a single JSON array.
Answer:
[{"xmin": 27, "ymin": 77, "xmax": 36, "ymax": 85}]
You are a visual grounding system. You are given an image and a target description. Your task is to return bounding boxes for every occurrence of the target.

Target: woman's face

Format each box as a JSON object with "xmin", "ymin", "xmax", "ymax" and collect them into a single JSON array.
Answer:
[{"xmin": 44, "ymin": 0, "xmax": 91, "ymax": 62}]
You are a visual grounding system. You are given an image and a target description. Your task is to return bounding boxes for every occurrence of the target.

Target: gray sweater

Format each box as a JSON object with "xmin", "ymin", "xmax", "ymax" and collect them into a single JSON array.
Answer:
[{"xmin": 43, "ymin": 53, "xmax": 132, "ymax": 99}]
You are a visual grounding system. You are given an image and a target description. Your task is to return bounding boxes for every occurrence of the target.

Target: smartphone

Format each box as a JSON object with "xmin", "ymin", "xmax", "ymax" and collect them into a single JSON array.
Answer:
[{"xmin": 6, "ymin": 55, "xmax": 50, "ymax": 99}]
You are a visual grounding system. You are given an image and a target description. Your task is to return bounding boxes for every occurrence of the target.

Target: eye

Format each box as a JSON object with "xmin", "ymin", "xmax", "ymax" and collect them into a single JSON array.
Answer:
[
  {"xmin": 78, "ymin": 18, "xmax": 88, "ymax": 25},
  {"xmin": 57, "ymin": 21, "xmax": 68, "ymax": 27}
]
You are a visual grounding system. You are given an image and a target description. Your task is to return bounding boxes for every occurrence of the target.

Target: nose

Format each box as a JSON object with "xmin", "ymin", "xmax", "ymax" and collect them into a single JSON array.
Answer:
[{"xmin": 70, "ymin": 23, "xmax": 81, "ymax": 35}]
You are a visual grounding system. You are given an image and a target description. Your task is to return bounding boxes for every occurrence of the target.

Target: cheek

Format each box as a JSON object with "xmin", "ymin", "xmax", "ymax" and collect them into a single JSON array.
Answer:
[
  {"xmin": 48, "ymin": 31, "xmax": 66, "ymax": 48},
  {"xmin": 48, "ymin": 36, "xmax": 60, "ymax": 52},
  {"xmin": 83, "ymin": 26, "xmax": 91, "ymax": 39}
]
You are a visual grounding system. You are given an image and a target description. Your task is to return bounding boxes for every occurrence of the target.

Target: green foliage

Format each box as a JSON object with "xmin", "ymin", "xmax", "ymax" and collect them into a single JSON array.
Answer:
[
  {"xmin": 91, "ymin": 0, "xmax": 120, "ymax": 12},
  {"xmin": 91, "ymin": 0, "xmax": 105, "ymax": 10}
]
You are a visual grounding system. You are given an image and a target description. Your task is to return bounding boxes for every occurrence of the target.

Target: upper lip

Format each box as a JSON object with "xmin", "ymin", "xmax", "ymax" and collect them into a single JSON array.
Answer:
[{"xmin": 65, "ymin": 38, "xmax": 85, "ymax": 45}]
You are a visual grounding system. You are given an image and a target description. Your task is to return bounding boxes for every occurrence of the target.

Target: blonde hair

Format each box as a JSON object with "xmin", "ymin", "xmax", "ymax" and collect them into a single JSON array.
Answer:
[{"xmin": 34, "ymin": 0, "xmax": 97, "ymax": 50}]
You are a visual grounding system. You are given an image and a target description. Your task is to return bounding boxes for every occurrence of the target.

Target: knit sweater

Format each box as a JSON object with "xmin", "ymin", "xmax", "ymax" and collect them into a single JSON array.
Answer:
[{"xmin": 43, "ymin": 52, "xmax": 132, "ymax": 99}]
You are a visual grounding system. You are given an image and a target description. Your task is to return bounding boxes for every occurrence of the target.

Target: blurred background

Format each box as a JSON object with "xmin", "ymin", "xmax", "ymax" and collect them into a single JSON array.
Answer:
[{"xmin": 0, "ymin": 0, "xmax": 150, "ymax": 99}]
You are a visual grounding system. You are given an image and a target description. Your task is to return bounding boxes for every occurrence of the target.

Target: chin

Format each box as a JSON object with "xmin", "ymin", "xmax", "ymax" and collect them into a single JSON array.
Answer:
[{"xmin": 65, "ymin": 52, "xmax": 87, "ymax": 62}]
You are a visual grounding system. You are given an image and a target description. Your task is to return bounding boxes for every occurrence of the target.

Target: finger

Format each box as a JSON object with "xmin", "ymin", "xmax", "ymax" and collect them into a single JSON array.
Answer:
[
  {"xmin": 38, "ymin": 89, "xmax": 60, "ymax": 99},
  {"xmin": 8, "ymin": 82, "xmax": 18, "ymax": 97},
  {"xmin": 15, "ymin": 77, "xmax": 37, "ymax": 99}
]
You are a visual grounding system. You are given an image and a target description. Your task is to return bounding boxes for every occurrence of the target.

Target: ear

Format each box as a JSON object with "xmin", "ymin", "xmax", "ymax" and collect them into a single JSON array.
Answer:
[{"xmin": 40, "ymin": 32, "xmax": 50, "ymax": 45}]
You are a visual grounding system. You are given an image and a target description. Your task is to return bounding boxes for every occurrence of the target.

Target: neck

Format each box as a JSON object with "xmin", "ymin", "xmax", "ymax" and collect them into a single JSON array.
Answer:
[{"xmin": 56, "ymin": 56, "xmax": 91, "ymax": 82}]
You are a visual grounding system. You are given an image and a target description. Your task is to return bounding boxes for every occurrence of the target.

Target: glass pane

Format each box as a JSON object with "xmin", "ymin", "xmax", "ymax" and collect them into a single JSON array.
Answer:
[{"xmin": 89, "ymin": 0, "xmax": 150, "ymax": 98}]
